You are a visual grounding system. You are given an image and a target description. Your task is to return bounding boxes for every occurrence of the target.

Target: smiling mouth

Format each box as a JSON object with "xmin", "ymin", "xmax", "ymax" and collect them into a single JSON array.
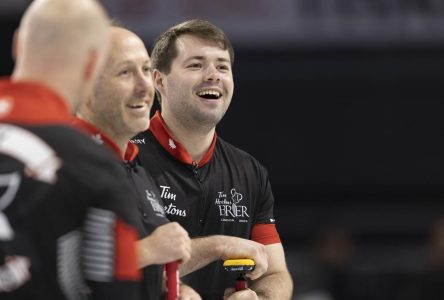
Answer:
[
  {"xmin": 127, "ymin": 104, "xmax": 145, "ymax": 109},
  {"xmin": 196, "ymin": 90, "xmax": 222, "ymax": 100}
]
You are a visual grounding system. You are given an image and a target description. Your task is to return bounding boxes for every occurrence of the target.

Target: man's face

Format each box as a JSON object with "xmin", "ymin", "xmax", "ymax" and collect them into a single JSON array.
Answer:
[
  {"xmin": 90, "ymin": 27, "xmax": 154, "ymax": 139},
  {"xmin": 157, "ymin": 34, "xmax": 234, "ymax": 130}
]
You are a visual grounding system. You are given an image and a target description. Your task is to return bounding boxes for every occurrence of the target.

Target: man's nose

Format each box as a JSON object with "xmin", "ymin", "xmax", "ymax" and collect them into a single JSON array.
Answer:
[
  {"xmin": 135, "ymin": 71, "xmax": 153, "ymax": 94},
  {"xmin": 204, "ymin": 64, "xmax": 221, "ymax": 82}
]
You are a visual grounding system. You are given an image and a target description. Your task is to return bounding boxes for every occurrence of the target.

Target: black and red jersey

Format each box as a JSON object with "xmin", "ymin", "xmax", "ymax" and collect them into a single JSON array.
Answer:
[
  {"xmin": 0, "ymin": 80, "xmax": 142, "ymax": 300},
  {"xmin": 73, "ymin": 118, "xmax": 169, "ymax": 300},
  {"xmin": 134, "ymin": 111, "xmax": 281, "ymax": 299}
]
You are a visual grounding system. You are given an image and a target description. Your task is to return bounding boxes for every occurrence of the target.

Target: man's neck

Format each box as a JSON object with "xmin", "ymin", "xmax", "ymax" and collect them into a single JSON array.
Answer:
[
  {"xmin": 12, "ymin": 70, "xmax": 75, "ymax": 113},
  {"xmin": 162, "ymin": 113, "xmax": 215, "ymax": 163}
]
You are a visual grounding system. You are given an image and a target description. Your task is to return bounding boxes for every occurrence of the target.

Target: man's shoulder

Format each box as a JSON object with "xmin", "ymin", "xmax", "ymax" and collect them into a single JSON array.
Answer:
[
  {"xmin": 131, "ymin": 130, "xmax": 165, "ymax": 163},
  {"xmin": 11, "ymin": 124, "xmax": 126, "ymax": 187},
  {"xmin": 0, "ymin": 122, "xmax": 132, "ymax": 199},
  {"xmin": 216, "ymin": 136, "xmax": 264, "ymax": 168},
  {"xmin": 32, "ymin": 124, "xmax": 117, "ymax": 162}
]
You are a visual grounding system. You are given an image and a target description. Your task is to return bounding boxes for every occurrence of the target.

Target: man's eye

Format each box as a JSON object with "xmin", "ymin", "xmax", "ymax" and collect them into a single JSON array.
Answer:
[
  {"xmin": 218, "ymin": 65, "xmax": 230, "ymax": 71},
  {"xmin": 188, "ymin": 63, "xmax": 201, "ymax": 69},
  {"xmin": 143, "ymin": 66, "xmax": 152, "ymax": 75},
  {"xmin": 119, "ymin": 69, "xmax": 129, "ymax": 76}
]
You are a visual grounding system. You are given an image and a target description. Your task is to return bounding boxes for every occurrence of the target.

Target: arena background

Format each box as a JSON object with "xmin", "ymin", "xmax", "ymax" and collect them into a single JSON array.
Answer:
[{"xmin": 2, "ymin": 1, "xmax": 444, "ymax": 299}]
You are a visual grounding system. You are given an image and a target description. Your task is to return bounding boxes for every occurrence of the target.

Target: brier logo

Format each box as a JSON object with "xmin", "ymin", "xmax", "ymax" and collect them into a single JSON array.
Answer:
[{"xmin": 215, "ymin": 188, "xmax": 249, "ymax": 222}]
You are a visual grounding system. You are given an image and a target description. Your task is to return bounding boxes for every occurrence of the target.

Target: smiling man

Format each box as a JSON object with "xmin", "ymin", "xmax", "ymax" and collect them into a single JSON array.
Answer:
[
  {"xmin": 134, "ymin": 19, "xmax": 294, "ymax": 299},
  {"xmin": 0, "ymin": 1, "xmax": 146, "ymax": 299},
  {"xmin": 75, "ymin": 26, "xmax": 192, "ymax": 300}
]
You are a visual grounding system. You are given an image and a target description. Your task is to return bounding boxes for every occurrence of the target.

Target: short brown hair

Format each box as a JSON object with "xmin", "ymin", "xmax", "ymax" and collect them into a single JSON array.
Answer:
[{"xmin": 151, "ymin": 19, "xmax": 234, "ymax": 74}]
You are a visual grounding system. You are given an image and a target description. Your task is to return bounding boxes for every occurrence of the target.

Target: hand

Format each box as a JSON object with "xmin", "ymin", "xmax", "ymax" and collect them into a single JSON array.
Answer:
[
  {"xmin": 220, "ymin": 236, "xmax": 268, "ymax": 280},
  {"xmin": 179, "ymin": 283, "xmax": 202, "ymax": 300},
  {"xmin": 223, "ymin": 288, "xmax": 259, "ymax": 300},
  {"xmin": 138, "ymin": 222, "xmax": 191, "ymax": 267}
]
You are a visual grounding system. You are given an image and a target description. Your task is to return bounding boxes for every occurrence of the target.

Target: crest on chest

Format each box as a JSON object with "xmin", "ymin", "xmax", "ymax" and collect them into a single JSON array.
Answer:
[
  {"xmin": 159, "ymin": 185, "xmax": 187, "ymax": 217},
  {"xmin": 214, "ymin": 188, "xmax": 249, "ymax": 223}
]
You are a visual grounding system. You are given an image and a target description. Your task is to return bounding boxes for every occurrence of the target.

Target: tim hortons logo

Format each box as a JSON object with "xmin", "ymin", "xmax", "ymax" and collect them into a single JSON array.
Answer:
[{"xmin": 160, "ymin": 185, "xmax": 186, "ymax": 217}]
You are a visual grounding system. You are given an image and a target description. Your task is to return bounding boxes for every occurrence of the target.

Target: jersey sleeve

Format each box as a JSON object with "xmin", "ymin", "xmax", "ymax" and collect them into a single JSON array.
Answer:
[
  {"xmin": 82, "ymin": 208, "xmax": 142, "ymax": 300},
  {"xmin": 251, "ymin": 164, "xmax": 281, "ymax": 245},
  {"xmin": 77, "ymin": 148, "xmax": 144, "ymax": 300},
  {"xmin": 251, "ymin": 223, "xmax": 281, "ymax": 245}
]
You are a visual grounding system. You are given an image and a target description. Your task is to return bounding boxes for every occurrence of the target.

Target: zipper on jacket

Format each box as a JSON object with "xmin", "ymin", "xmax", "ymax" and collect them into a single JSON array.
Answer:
[
  {"xmin": 191, "ymin": 161, "xmax": 206, "ymax": 227},
  {"xmin": 124, "ymin": 162, "xmax": 147, "ymax": 221},
  {"xmin": 191, "ymin": 161, "xmax": 201, "ymax": 182}
]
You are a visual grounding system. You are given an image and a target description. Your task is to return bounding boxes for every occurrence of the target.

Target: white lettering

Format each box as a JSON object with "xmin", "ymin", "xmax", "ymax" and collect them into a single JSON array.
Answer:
[
  {"xmin": 164, "ymin": 203, "xmax": 186, "ymax": 217},
  {"xmin": 218, "ymin": 205, "xmax": 249, "ymax": 218},
  {"xmin": 130, "ymin": 138, "xmax": 145, "ymax": 144},
  {"xmin": 240, "ymin": 205, "xmax": 249, "ymax": 218},
  {"xmin": 215, "ymin": 189, "xmax": 249, "ymax": 220},
  {"xmin": 215, "ymin": 199, "xmax": 231, "ymax": 205},
  {"xmin": 145, "ymin": 190, "xmax": 164, "ymax": 215},
  {"xmin": 160, "ymin": 185, "xmax": 176, "ymax": 201},
  {"xmin": 219, "ymin": 205, "xmax": 235, "ymax": 217}
]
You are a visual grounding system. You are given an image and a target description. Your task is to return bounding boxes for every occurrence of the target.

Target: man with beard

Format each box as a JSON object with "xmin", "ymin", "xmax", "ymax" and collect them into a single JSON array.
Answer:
[{"xmin": 134, "ymin": 19, "xmax": 293, "ymax": 299}]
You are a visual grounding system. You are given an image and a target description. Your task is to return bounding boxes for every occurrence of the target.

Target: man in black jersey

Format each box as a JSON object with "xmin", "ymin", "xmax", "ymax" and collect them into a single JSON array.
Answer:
[
  {"xmin": 135, "ymin": 20, "xmax": 294, "ymax": 299},
  {"xmin": 75, "ymin": 26, "xmax": 194, "ymax": 299},
  {"xmin": 0, "ymin": 0, "xmax": 143, "ymax": 299}
]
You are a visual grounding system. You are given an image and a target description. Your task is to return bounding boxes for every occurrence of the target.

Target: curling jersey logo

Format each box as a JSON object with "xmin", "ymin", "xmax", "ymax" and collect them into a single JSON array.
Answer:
[
  {"xmin": 160, "ymin": 185, "xmax": 186, "ymax": 217},
  {"xmin": 90, "ymin": 133, "xmax": 103, "ymax": 145},
  {"xmin": 215, "ymin": 188, "xmax": 249, "ymax": 223},
  {"xmin": 131, "ymin": 138, "xmax": 145, "ymax": 144},
  {"xmin": 168, "ymin": 139, "xmax": 176, "ymax": 149},
  {"xmin": 145, "ymin": 190, "xmax": 165, "ymax": 217}
]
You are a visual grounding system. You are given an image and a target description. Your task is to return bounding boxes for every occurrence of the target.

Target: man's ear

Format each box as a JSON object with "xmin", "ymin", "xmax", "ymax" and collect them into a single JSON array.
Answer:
[
  {"xmin": 153, "ymin": 69, "xmax": 165, "ymax": 92},
  {"xmin": 83, "ymin": 49, "xmax": 99, "ymax": 81},
  {"xmin": 12, "ymin": 29, "xmax": 19, "ymax": 61}
]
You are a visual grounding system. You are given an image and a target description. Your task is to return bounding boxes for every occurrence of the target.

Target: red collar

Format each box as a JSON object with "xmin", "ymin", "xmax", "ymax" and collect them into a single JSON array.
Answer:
[
  {"xmin": 72, "ymin": 117, "xmax": 139, "ymax": 162},
  {"xmin": 0, "ymin": 79, "xmax": 71, "ymax": 125},
  {"xmin": 149, "ymin": 111, "xmax": 217, "ymax": 166}
]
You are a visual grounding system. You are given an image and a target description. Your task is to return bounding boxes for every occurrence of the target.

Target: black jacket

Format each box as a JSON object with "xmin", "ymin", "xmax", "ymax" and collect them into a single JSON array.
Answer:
[
  {"xmin": 0, "ymin": 80, "xmax": 142, "ymax": 300},
  {"xmin": 134, "ymin": 112, "xmax": 280, "ymax": 299},
  {"xmin": 74, "ymin": 118, "xmax": 169, "ymax": 300}
]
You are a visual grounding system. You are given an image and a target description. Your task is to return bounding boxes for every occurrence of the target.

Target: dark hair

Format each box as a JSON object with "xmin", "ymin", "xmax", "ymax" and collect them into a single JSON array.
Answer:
[{"xmin": 151, "ymin": 19, "xmax": 234, "ymax": 74}]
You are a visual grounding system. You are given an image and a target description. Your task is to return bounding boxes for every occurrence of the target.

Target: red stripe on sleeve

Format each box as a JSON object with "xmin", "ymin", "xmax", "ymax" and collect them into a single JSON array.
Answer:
[
  {"xmin": 251, "ymin": 224, "xmax": 281, "ymax": 245},
  {"xmin": 114, "ymin": 218, "xmax": 142, "ymax": 281}
]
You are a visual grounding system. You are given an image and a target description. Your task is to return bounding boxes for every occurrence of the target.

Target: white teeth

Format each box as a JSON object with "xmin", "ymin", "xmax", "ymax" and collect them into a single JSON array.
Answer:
[
  {"xmin": 128, "ymin": 104, "xmax": 144, "ymax": 108},
  {"xmin": 197, "ymin": 90, "xmax": 221, "ymax": 98}
]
